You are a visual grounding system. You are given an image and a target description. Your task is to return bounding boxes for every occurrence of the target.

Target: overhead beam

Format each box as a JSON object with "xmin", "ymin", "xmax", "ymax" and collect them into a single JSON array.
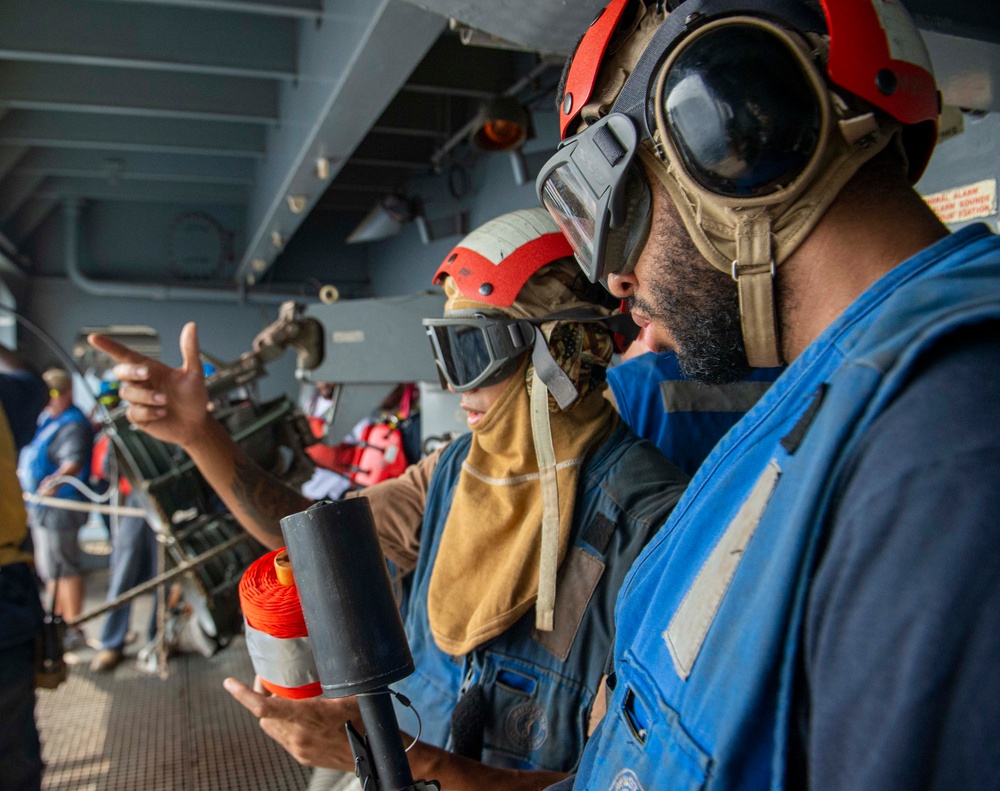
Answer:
[
  {"xmin": 237, "ymin": 0, "xmax": 446, "ymax": 282},
  {"xmin": 35, "ymin": 177, "xmax": 249, "ymax": 205},
  {"xmin": 100, "ymin": 0, "xmax": 324, "ymax": 20},
  {"xmin": 374, "ymin": 96, "xmax": 453, "ymax": 135},
  {"xmin": 325, "ymin": 183, "xmax": 400, "ymax": 194},
  {"xmin": 370, "ymin": 125, "xmax": 446, "ymax": 139},
  {"xmin": 0, "ymin": 110, "xmax": 267, "ymax": 158},
  {"xmin": 349, "ymin": 157, "xmax": 431, "ymax": 171},
  {"xmin": 0, "ymin": 62, "xmax": 279, "ymax": 123},
  {"xmin": 906, "ymin": 0, "xmax": 1000, "ymax": 44},
  {"xmin": 0, "ymin": 0, "xmax": 297, "ymax": 80},
  {"xmin": 0, "ymin": 146, "xmax": 27, "ymax": 182},
  {"xmin": 8, "ymin": 192, "xmax": 59, "ymax": 242},
  {"xmin": 400, "ymin": 83, "xmax": 494, "ymax": 100},
  {"xmin": 0, "ymin": 173, "xmax": 45, "ymax": 223},
  {"xmin": 14, "ymin": 149, "xmax": 256, "ymax": 186},
  {"xmin": 387, "ymin": 0, "xmax": 603, "ymax": 55}
]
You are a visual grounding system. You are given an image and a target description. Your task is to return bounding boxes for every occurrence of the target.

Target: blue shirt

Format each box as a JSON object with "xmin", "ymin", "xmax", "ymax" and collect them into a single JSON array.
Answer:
[{"xmin": 607, "ymin": 351, "xmax": 782, "ymax": 477}]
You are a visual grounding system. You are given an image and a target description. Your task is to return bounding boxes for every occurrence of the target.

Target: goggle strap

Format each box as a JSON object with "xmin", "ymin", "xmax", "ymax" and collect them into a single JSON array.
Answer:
[
  {"xmin": 531, "ymin": 326, "xmax": 579, "ymax": 410},
  {"xmin": 532, "ymin": 308, "xmax": 626, "ymax": 326},
  {"xmin": 605, "ymin": 312, "xmax": 640, "ymax": 344},
  {"xmin": 529, "ymin": 365, "xmax": 559, "ymax": 632},
  {"xmin": 734, "ymin": 215, "xmax": 782, "ymax": 367},
  {"xmin": 593, "ymin": 124, "xmax": 627, "ymax": 166},
  {"xmin": 523, "ymin": 308, "xmax": 639, "ymax": 344},
  {"xmin": 536, "ymin": 308, "xmax": 605, "ymax": 322}
]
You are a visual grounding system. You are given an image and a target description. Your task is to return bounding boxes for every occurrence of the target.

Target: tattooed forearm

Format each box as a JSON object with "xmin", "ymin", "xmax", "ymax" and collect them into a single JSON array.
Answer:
[{"xmin": 230, "ymin": 455, "xmax": 312, "ymax": 538}]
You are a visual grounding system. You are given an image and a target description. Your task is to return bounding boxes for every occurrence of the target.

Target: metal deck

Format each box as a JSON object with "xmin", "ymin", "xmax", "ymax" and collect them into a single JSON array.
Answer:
[{"xmin": 34, "ymin": 563, "xmax": 319, "ymax": 790}]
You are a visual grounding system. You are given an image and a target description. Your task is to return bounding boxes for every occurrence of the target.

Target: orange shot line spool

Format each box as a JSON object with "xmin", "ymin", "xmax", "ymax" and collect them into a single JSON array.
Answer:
[{"xmin": 238, "ymin": 547, "xmax": 321, "ymax": 699}]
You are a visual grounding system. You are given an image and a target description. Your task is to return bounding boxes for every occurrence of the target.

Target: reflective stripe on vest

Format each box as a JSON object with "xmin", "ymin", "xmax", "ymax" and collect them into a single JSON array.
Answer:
[
  {"xmin": 665, "ymin": 460, "xmax": 782, "ymax": 679},
  {"xmin": 660, "ymin": 379, "xmax": 774, "ymax": 414}
]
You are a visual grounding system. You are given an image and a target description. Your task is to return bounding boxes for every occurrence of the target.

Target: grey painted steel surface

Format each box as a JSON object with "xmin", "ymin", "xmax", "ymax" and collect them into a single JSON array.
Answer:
[
  {"xmin": 403, "ymin": 0, "xmax": 606, "ymax": 55},
  {"xmin": 236, "ymin": 0, "xmax": 447, "ymax": 282},
  {"xmin": 916, "ymin": 112, "xmax": 1000, "ymax": 234},
  {"xmin": 302, "ymin": 291, "xmax": 446, "ymax": 384}
]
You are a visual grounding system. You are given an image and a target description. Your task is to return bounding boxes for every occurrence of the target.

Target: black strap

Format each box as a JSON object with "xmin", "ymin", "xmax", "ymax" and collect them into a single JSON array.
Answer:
[
  {"xmin": 526, "ymin": 309, "xmax": 639, "ymax": 341},
  {"xmin": 595, "ymin": 123, "xmax": 627, "ymax": 166},
  {"xmin": 780, "ymin": 383, "xmax": 827, "ymax": 455},
  {"xmin": 450, "ymin": 683, "xmax": 486, "ymax": 761},
  {"xmin": 581, "ymin": 512, "xmax": 616, "ymax": 555}
]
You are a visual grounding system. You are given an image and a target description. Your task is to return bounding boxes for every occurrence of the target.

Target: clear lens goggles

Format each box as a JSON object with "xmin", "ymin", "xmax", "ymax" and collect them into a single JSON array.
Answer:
[
  {"xmin": 422, "ymin": 314, "xmax": 535, "ymax": 393},
  {"xmin": 538, "ymin": 14, "xmax": 827, "ymax": 283},
  {"xmin": 536, "ymin": 114, "xmax": 651, "ymax": 285}
]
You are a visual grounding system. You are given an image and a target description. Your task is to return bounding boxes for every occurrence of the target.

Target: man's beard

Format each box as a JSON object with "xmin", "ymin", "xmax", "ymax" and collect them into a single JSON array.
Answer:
[{"xmin": 632, "ymin": 221, "xmax": 752, "ymax": 385}]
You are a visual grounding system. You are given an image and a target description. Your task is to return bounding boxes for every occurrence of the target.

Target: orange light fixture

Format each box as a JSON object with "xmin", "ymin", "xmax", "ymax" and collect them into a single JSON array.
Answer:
[{"xmin": 471, "ymin": 96, "xmax": 530, "ymax": 152}]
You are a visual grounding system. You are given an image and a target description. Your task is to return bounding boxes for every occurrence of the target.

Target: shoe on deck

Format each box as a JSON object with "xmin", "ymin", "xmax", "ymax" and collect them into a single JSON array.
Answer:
[
  {"xmin": 90, "ymin": 648, "xmax": 123, "ymax": 672},
  {"xmin": 63, "ymin": 628, "xmax": 87, "ymax": 652}
]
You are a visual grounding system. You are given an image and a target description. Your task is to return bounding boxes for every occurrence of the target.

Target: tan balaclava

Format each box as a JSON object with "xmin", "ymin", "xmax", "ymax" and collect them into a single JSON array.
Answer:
[{"xmin": 427, "ymin": 258, "xmax": 617, "ymax": 656}]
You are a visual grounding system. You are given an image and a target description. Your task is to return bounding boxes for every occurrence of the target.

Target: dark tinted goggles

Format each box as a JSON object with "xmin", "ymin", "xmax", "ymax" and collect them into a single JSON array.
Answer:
[
  {"xmin": 422, "ymin": 314, "xmax": 535, "ymax": 393},
  {"xmin": 655, "ymin": 21, "xmax": 824, "ymax": 199}
]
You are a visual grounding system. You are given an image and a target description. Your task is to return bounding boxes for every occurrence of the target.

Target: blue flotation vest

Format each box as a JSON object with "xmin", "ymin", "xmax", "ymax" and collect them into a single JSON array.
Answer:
[
  {"xmin": 392, "ymin": 421, "xmax": 685, "ymax": 772},
  {"xmin": 21, "ymin": 405, "xmax": 92, "ymax": 503},
  {"xmin": 573, "ymin": 224, "xmax": 1000, "ymax": 790}
]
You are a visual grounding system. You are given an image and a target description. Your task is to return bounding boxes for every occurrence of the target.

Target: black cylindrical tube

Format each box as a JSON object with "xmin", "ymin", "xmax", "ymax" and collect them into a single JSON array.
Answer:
[
  {"xmin": 280, "ymin": 498, "xmax": 414, "ymax": 697},
  {"xmin": 358, "ymin": 691, "xmax": 415, "ymax": 791}
]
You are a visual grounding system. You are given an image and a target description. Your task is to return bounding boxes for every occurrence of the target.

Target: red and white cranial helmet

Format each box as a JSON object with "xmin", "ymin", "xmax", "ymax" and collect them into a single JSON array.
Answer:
[{"xmin": 432, "ymin": 208, "xmax": 574, "ymax": 309}]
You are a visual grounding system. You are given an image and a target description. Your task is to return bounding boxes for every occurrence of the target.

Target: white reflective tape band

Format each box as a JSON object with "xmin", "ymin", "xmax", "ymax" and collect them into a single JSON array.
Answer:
[
  {"xmin": 243, "ymin": 620, "xmax": 320, "ymax": 690},
  {"xmin": 664, "ymin": 460, "xmax": 781, "ymax": 679},
  {"xmin": 460, "ymin": 209, "xmax": 560, "ymax": 265},
  {"xmin": 871, "ymin": 0, "xmax": 933, "ymax": 70}
]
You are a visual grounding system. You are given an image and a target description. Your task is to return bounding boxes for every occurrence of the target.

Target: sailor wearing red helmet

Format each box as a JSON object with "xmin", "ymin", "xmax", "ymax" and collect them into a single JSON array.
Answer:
[
  {"xmin": 536, "ymin": 1, "xmax": 1000, "ymax": 789},
  {"xmin": 89, "ymin": 209, "xmax": 689, "ymax": 789}
]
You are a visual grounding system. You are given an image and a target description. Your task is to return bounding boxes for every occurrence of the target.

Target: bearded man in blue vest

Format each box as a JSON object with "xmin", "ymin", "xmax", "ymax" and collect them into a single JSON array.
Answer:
[
  {"xmin": 536, "ymin": 0, "xmax": 1000, "ymax": 788},
  {"xmin": 88, "ymin": 209, "xmax": 692, "ymax": 789}
]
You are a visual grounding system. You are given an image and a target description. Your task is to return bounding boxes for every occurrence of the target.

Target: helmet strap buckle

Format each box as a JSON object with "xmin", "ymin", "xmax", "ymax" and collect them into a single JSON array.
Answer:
[{"xmin": 838, "ymin": 111, "xmax": 880, "ymax": 146}]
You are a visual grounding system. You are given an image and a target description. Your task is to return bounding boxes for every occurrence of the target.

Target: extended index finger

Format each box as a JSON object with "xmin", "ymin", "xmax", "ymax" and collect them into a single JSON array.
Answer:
[{"xmin": 88, "ymin": 333, "xmax": 152, "ymax": 367}]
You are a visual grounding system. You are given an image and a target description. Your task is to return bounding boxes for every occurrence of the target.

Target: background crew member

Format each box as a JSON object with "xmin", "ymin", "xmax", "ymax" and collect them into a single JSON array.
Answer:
[
  {"xmin": 88, "ymin": 384, "xmax": 158, "ymax": 673},
  {"xmin": 89, "ymin": 209, "xmax": 690, "ymax": 789},
  {"xmin": 537, "ymin": 0, "xmax": 1000, "ymax": 788},
  {"xmin": 20, "ymin": 368, "xmax": 93, "ymax": 647}
]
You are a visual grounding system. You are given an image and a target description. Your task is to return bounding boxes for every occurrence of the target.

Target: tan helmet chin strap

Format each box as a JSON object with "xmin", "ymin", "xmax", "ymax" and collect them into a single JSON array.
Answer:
[
  {"xmin": 530, "ymin": 365, "xmax": 559, "ymax": 632},
  {"xmin": 734, "ymin": 213, "xmax": 782, "ymax": 368}
]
